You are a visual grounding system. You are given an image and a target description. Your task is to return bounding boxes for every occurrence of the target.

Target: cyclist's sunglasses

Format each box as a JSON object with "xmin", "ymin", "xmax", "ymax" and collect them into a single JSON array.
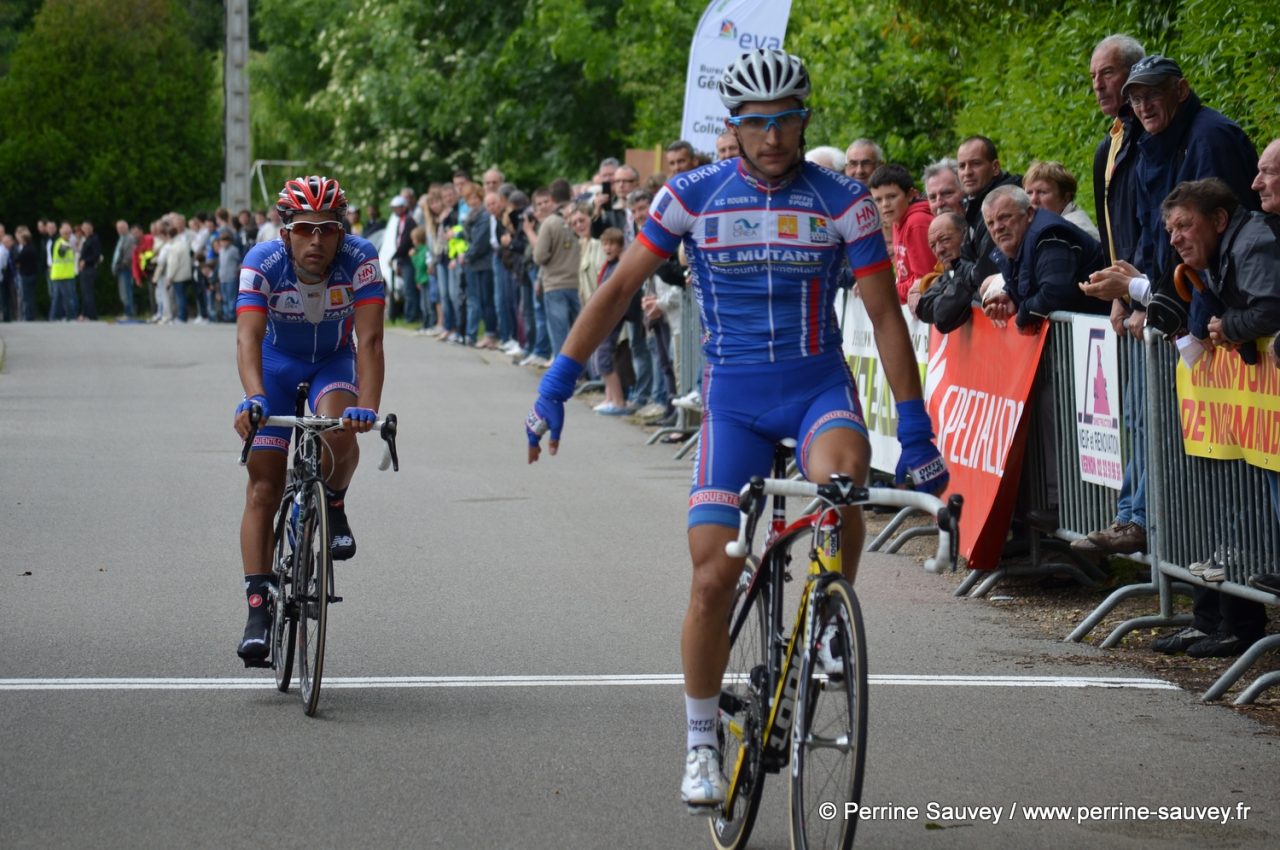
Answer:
[
  {"xmin": 726, "ymin": 108, "xmax": 810, "ymax": 134},
  {"xmin": 286, "ymin": 221, "xmax": 344, "ymax": 238}
]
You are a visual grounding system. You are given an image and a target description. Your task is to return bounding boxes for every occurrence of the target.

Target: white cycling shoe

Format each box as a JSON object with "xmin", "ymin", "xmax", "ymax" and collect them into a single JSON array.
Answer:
[
  {"xmin": 681, "ymin": 745, "xmax": 727, "ymax": 813},
  {"xmin": 816, "ymin": 623, "xmax": 847, "ymax": 682}
]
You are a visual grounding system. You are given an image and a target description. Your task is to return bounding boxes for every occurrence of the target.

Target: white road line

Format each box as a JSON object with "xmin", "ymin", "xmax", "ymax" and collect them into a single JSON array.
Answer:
[{"xmin": 0, "ymin": 674, "xmax": 1179, "ymax": 692}]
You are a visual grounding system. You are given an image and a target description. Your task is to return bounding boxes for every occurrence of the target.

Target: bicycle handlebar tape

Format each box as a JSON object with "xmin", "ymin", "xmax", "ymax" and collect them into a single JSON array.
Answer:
[
  {"xmin": 895, "ymin": 399, "xmax": 948, "ymax": 493},
  {"xmin": 537, "ymin": 354, "xmax": 584, "ymax": 402}
]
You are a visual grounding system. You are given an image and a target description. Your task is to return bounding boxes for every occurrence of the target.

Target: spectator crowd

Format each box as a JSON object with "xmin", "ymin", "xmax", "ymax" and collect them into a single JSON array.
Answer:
[{"xmin": 2, "ymin": 35, "xmax": 1278, "ymax": 660}]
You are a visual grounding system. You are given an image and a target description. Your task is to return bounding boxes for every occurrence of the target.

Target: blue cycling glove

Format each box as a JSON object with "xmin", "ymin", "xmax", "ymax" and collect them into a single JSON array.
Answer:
[
  {"xmin": 342, "ymin": 406, "xmax": 378, "ymax": 426},
  {"xmin": 526, "ymin": 355, "xmax": 583, "ymax": 449},
  {"xmin": 895, "ymin": 399, "xmax": 949, "ymax": 494},
  {"xmin": 236, "ymin": 394, "xmax": 269, "ymax": 422}
]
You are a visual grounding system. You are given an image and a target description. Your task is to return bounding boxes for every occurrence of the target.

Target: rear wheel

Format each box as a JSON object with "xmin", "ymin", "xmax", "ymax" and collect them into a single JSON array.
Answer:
[
  {"xmin": 295, "ymin": 481, "xmax": 330, "ymax": 717},
  {"xmin": 789, "ymin": 577, "xmax": 867, "ymax": 850},
  {"xmin": 710, "ymin": 561, "xmax": 772, "ymax": 850},
  {"xmin": 270, "ymin": 498, "xmax": 296, "ymax": 692}
]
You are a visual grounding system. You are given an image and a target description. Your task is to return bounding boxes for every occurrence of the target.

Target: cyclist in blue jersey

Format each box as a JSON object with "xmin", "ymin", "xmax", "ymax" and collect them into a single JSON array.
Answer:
[
  {"xmin": 525, "ymin": 49, "xmax": 948, "ymax": 809},
  {"xmin": 233, "ymin": 176, "xmax": 386, "ymax": 663}
]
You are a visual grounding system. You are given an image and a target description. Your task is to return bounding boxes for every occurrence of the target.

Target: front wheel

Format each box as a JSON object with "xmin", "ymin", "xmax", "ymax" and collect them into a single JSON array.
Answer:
[
  {"xmin": 789, "ymin": 577, "xmax": 868, "ymax": 850},
  {"xmin": 295, "ymin": 481, "xmax": 330, "ymax": 717},
  {"xmin": 710, "ymin": 562, "xmax": 771, "ymax": 850}
]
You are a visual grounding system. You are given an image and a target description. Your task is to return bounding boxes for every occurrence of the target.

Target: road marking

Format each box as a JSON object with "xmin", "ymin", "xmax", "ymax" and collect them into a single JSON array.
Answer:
[{"xmin": 0, "ymin": 674, "xmax": 1178, "ymax": 692}]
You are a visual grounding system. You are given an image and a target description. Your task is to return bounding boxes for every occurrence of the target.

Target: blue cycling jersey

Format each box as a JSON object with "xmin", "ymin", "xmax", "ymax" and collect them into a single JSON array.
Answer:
[
  {"xmin": 638, "ymin": 159, "xmax": 890, "ymax": 365},
  {"xmin": 236, "ymin": 236, "xmax": 386, "ymax": 362}
]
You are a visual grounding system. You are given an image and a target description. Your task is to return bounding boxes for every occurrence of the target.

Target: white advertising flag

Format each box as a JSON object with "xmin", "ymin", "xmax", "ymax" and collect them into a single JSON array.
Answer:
[{"xmin": 681, "ymin": 0, "xmax": 794, "ymax": 157}]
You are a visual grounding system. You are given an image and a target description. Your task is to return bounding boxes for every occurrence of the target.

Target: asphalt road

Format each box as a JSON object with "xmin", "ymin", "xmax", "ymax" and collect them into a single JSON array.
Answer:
[{"xmin": 1, "ymin": 322, "xmax": 1277, "ymax": 850}]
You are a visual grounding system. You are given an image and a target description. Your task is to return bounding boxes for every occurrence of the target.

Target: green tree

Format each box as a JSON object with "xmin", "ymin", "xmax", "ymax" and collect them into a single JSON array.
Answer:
[{"xmin": 0, "ymin": 0, "xmax": 220, "ymax": 228}]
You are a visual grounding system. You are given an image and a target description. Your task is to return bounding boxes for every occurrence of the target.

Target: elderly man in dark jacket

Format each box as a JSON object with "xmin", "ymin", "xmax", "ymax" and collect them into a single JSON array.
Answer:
[
  {"xmin": 1121, "ymin": 55, "xmax": 1260, "ymax": 335},
  {"xmin": 980, "ymin": 185, "xmax": 1107, "ymax": 333}
]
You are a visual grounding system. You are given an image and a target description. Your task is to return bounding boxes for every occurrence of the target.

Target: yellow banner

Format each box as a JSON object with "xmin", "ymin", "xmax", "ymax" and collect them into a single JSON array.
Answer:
[{"xmin": 1176, "ymin": 340, "xmax": 1280, "ymax": 470}]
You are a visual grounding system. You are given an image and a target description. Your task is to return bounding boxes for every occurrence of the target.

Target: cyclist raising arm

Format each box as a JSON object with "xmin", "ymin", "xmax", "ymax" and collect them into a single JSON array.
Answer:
[
  {"xmin": 525, "ymin": 50, "xmax": 947, "ymax": 809},
  {"xmin": 233, "ymin": 176, "xmax": 386, "ymax": 664}
]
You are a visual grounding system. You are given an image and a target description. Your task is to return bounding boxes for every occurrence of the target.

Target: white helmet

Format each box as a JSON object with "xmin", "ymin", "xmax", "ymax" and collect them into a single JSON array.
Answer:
[{"xmin": 718, "ymin": 49, "xmax": 811, "ymax": 111}]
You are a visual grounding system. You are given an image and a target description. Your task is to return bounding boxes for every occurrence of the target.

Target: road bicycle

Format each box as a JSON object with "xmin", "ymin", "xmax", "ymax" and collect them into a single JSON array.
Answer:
[
  {"xmin": 710, "ymin": 441, "xmax": 961, "ymax": 850},
  {"xmin": 239, "ymin": 383, "xmax": 399, "ymax": 716}
]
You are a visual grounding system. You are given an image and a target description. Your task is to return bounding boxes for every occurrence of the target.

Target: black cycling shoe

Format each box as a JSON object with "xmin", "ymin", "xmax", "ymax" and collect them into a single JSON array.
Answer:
[
  {"xmin": 329, "ymin": 505, "xmax": 356, "ymax": 561},
  {"xmin": 237, "ymin": 612, "xmax": 271, "ymax": 662}
]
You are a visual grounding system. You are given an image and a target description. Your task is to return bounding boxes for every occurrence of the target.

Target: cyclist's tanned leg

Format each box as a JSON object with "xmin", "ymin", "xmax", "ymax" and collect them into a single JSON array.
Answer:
[
  {"xmin": 805, "ymin": 428, "xmax": 870, "ymax": 584},
  {"xmin": 682, "ymin": 525, "xmax": 744, "ymax": 699},
  {"xmin": 241, "ymin": 450, "xmax": 287, "ymax": 575},
  {"xmin": 314, "ymin": 391, "xmax": 360, "ymax": 488}
]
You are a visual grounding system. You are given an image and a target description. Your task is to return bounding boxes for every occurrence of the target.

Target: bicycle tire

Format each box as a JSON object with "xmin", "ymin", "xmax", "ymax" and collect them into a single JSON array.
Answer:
[
  {"xmin": 789, "ymin": 577, "xmax": 868, "ymax": 850},
  {"xmin": 710, "ymin": 562, "xmax": 771, "ymax": 850},
  {"xmin": 295, "ymin": 480, "xmax": 330, "ymax": 716},
  {"xmin": 270, "ymin": 498, "xmax": 297, "ymax": 693}
]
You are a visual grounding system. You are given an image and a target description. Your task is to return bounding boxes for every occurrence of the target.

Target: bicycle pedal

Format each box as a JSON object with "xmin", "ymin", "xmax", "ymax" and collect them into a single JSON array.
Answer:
[
  {"xmin": 685, "ymin": 802, "xmax": 721, "ymax": 817},
  {"xmin": 241, "ymin": 657, "xmax": 271, "ymax": 669},
  {"xmin": 328, "ymin": 595, "xmax": 343, "ymax": 603}
]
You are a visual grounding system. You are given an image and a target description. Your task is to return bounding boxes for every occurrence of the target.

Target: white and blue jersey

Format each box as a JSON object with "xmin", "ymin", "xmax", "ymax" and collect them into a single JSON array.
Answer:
[
  {"xmin": 639, "ymin": 160, "xmax": 888, "ymax": 528},
  {"xmin": 638, "ymin": 159, "xmax": 890, "ymax": 366},
  {"xmin": 236, "ymin": 236, "xmax": 385, "ymax": 453},
  {"xmin": 236, "ymin": 236, "xmax": 385, "ymax": 362}
]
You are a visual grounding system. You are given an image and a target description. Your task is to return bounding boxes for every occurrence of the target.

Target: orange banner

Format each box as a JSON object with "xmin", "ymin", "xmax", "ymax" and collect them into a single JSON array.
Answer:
[{"xmin": 926, "ymin": 309, "xmax": 1047, "ymax": 569}]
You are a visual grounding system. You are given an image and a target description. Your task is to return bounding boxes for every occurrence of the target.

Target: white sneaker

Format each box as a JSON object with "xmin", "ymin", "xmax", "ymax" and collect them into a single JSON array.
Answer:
[
  {"xmin": 680, "ymin": 746, "xmax": 726, "ymax": 811},
  {"xmin": 518, "ymin": 354, "xmax": 538, "ymax": 367},
  {"xmin": 816, "ymin": 623, "xmax": 846, "ymax": 680}
]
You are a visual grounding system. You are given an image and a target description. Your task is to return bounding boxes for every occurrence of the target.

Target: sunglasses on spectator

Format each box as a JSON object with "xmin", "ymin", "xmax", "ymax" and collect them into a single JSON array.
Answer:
[
  {"xmin": 727, "ymin": 109, "xmax": 810, "ymax": 134},
  {"xmin": 286, "ymin": 221, "xmax": 344, "ymax": 237}
]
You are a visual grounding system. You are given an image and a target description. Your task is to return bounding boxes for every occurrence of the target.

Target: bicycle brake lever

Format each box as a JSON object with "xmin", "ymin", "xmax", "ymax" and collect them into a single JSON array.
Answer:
[
  {"xmin": 946, "ymin": 494, "xmax": 963, "ymax": 570},
  {"xmin": 379, "ymin": 414, "xmax": 399, "ymax": 472},
  {"xmin": 239, "ymin": 408, "xmax": 262, "ymax": 467}
]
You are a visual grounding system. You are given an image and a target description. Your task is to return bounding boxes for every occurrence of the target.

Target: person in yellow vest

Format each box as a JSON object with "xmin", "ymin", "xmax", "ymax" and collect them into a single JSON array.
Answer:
[{"xmin": 49, "ymin": 221, "xmax": 78, "ymax": 321}]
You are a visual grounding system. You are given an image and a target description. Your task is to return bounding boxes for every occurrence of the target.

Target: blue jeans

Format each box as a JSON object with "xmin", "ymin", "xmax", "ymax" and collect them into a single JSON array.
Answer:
[
  {"xmin": 423, "ymin": 273, "xmax": 440, "ymax": 328},
  {"xmin": 1115, "ymin": 346, "xmax": 1147, "ymax": 528},
  {"xmin": 465, "ymin": 264, "xmax": 497, "ymax": 341},
  {"xmin": 628, "ymin": 318, "xmax": 654, "ymax": 404},
  {"xmin": 172, "ymin": 279, "xmax": 190, "ymax": 322},
  {"xmin": 77, "ymin": 268, "xmax": 98, "ymax": 319},
  {"xmin": 396, "ymin": 259, "xmax": 419, "ymax": 323},
  {"xmin": 445, "ymin": 263, "xmax": 466, "ymax": 333},
  {"xmin": 543, "ymin": 288, "xmax": 580, "ymax": 358},
  {"xmin": 116, "ymin": 270, "xmax": 135, "ymax": 318},
  {"xmin": 492, "ymin": 256, "xmax": 516, "ymax": 342},
  {"xmin": 220, "ymin": 273, "xmax": 237, "ymax": 321},
  {"xmin": 19, "ymin": 273, "xmax": 38, "ymax": 321},
  {"xmin": 49, "ymin": 278, "xmax": 77, "ymax": 320}
]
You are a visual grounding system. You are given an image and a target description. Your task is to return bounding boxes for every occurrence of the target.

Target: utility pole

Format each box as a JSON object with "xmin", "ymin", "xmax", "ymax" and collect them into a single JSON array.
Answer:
[{"xmin": 223, "ymin": 0, "xmax": 251, "ymax": 211}]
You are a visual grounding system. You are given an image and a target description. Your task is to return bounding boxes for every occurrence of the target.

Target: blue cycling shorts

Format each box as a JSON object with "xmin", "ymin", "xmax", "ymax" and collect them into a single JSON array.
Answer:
[
  {"xmin": 250, "ymin": 345, "xmax": 358, "ymax": 453},
  {"xmin": 689, "ymin": 351, "xmax": 868, "ymax": 529}
]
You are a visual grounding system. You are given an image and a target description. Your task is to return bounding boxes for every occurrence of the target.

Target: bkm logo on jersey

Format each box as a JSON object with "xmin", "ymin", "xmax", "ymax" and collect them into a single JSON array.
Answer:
[
  {"xmin": 704, "ymin": 217, "xmax": 720, "ymax": 244},
  {"xmin": 809, "ymin": 216, "xmax": 829, "ymax": 243},
  {"xmin": 731, "ymin": 218, "xmax": 759, "ymax": 239},
  {"xmin": 778, "ymin": 215, "xmax": 799, "ymax": 240}
]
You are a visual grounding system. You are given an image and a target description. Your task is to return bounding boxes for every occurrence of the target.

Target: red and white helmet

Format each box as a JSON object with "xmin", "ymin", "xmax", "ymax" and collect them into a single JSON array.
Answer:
[{"xmin": 276, "ymin": 176, "xmax": 348, "ymax": 222}]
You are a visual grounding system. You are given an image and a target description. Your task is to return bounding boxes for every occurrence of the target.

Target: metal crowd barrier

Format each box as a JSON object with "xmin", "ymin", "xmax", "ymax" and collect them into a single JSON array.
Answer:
[
  {"xmin": 1060, "ymin": 329, "xmax": 1279, "ymax": 704},
  {"xmin": 646, "ymin": 286, "xmax": 703, "ymax": 458}
]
